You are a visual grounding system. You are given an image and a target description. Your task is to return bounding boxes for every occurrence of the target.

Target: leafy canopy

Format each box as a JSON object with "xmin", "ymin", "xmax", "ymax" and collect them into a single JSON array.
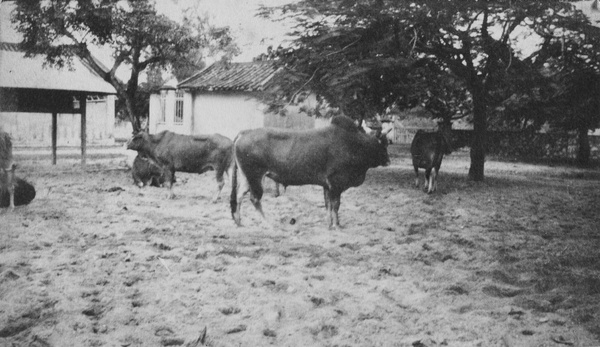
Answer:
[
  {"xmin": 12, "ymin": 0, "xmax": 235, "ymax": 131},
  {"xmin": 260, "ymin": 0, "xmax": 596, "ymax": 179}
]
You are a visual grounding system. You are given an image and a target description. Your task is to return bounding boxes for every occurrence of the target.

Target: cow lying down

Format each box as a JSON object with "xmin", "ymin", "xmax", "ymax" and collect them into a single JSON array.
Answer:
[
  {"xmin": 231, "ymin": 115, "xmax": 391, "ymax": 229},
  {"xmin": 0, "ymin": 130, "xmax": 15, "ymax": 210},
  {"xmin": 0, "ymin": 177, "xmax": 35, "ymax": 208},
  {"xmin": 132, "ymin": 154, "xmax": 169, "ymax": 188},
  {"xmin": 127, "ymin": 131, "xmax": 233, "ymax": 201}
]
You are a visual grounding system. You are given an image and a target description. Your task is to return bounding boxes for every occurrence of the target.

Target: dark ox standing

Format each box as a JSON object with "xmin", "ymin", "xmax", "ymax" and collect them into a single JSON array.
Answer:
[
  {"xmin": 127, "ymin": 131, "xmax": 233, "ymax": 201},
  {"xmin": 410, "ymin": 122, "xmax": 453, "ymax": 194},
  {"xmin": 230, "ymin": 115, "xmax": 391, "ymax": 229},
  {"xmin": 0, "ymin": 130, "xmax": 16, "ymax": 210},
  {"xmin": 132, "ymin": 154, "xmax": 168, "ymax": 188}
]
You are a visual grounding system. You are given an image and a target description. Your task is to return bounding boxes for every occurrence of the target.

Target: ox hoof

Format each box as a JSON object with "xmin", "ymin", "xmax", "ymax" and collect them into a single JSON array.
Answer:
[{"xmin": 232, "ymin": 215, "xmax": 242, "ymax": 227}]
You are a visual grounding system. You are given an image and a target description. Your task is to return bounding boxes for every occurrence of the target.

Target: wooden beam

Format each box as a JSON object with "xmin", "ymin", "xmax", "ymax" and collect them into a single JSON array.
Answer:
[
  {"xmin": 52, "ymin": 112, "xmax": 57, "ymax": 165},
  {"xmin": 80, "ymin": 94, "xmax": 87, "ymax": 166}
]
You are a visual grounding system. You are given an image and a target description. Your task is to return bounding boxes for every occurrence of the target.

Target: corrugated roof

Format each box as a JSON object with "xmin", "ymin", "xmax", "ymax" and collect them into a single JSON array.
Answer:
[
  {"xmin": 0, "ymin": 43, "xmax": 116, "ymax": 94},
  {"xmin": 178, "ymin": 61, "xmax": 279, "ymax": 92}
]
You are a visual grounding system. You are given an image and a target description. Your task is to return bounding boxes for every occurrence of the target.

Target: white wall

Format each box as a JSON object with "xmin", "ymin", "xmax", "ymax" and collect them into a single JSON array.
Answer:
[
  {"xmin": 149, "ymin": 90, "xmax": 193, "ymax": 135},
  {"xmin": 148, "ymin": 93, "xmax": 161, "ymax": 134},
  {"xmin": 0, "ymin": 95, "xmax": 116, "ymax": 147},
  {"xmin": 148, "ymin": 90, "xmax": 331, "ymax": 140},
  {"xmin": 192, "ymin": 92, "xmax": 265, "ymax": 140}
]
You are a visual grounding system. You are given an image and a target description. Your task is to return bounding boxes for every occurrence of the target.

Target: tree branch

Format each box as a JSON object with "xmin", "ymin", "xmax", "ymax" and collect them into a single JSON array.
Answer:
[
  {"xmin": 284, "ymin": 67, "xmax": 319, "ymax": 109},
  {"xmin": 138, "ymin": 56, "xmax": 162, "ymax": 71}
]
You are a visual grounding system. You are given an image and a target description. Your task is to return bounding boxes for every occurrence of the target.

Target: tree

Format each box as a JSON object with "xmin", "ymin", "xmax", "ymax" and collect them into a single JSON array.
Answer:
[
  {"xmin": 535, "ymin": 24, "xmax": 600, "ymax": 166},
  {"xmin": 11, "ymin": 0, "xmax": 233, "ymax": 133},
  {"xmin": 260, "ymin": 0, "xmax": 592, "ymax": 180}
]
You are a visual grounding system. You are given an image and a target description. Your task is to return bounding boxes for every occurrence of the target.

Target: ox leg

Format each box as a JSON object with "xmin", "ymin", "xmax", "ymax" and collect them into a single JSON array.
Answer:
[
  {"xmin": 323, "ymin": 187, "xmax": 334, "ymax": 227},
  {"xmin": 323, "ymin": 187, "xmax": 330, "ymax": 210},
  {"xmin": 248, "ymin": 177, "xmax": 266, "ymax": 220},
  {"xmin": 231, "ymin": 166, "xmax": 250, "ymax": 226},
  {"xmin": 132, "ymin": 171, "xmax": 144, "ymax": 188},
  {"xmin": 164, "ymin": 168, "xmax": 176, "ymax": 199},
  {"xmin": 6, "ymin": 165, "xmax": 15, "ymax": 210},
  {"xmin": 413, "ymin": 165, "xmax": 420, "ymax": 188},
  {"xmin": 426, "ymin": 168, "xmax": 435, "ymax": 194},
  {"xmin": 433, "ymin": 160, "xmax": 442, "ymax": 193},
  {"xmin": 274, "ymin": 182, "xmax": 281, "ymax": 198},
  {"xmin": 212, "ymin": 169, "xmax": 226, "ymax": 203},
  {"xmin": 329, "ymin": 189, "xmax": 342, "ymax": 229}
]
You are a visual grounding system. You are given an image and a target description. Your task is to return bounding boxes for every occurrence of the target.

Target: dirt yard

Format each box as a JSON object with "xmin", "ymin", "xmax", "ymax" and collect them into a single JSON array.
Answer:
[{"xmin": 1, "ymin": 145, "xmax": 600, "ymax": 347}]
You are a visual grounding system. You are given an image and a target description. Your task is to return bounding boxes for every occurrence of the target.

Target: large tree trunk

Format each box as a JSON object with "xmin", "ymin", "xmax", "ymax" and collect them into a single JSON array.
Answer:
[
  {"xmin": 577, "ymin": 126, "xmax": 590, "ymax": 166},
  {"xmin": 469, "ymin": 92, "xmax": 487, "ymax": 181},
  {"xmin": 126, "ymin": 60, "xmax": 142, "ymax": 133},
  {"xmin": 124, "ymin": 95, "xmax": 141, "ymax": 134}
]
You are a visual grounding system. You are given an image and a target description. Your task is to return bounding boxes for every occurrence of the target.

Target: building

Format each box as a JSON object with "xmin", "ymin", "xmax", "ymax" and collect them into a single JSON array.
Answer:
[
  {"xmin": 0, "ymin": 1, "xmax": 117, "ymax": 164},
  {"xmin": 148, "ymin": 61, "xmax": 328, "ymax": 140}
]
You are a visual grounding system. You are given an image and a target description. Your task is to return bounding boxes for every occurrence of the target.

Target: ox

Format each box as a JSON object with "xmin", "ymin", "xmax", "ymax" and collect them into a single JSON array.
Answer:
[
  {"xmin": 0, "ymin": 130, "xmax": 15, "ymax": 210},
  {"xmin": 127, "ymin": 131, "xmax": 233, "ymax": 201},
  {"xmin": 230, "ymin": 115, "xmax": 391, "ymax": 229},
  {"xmin": 410, "ymin": 122, "xmax": 453, "ymax": 194},
  {"xmin": 132, "ymin": 154, "xmax": 168, "ymax": 188},
  {"xmin": 1, "ymin": 177, "xmax": 35, "ymax": 208}
]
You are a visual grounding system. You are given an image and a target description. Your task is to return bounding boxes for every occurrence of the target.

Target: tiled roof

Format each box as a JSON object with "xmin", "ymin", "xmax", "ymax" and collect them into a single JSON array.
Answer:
[
  {"xmin": 178, "ymin": 61, "xmax": 279, "ymax": 92},
  {"xmin": 0, "ymin": 42, "xmax": 20, "ymax": 52}
]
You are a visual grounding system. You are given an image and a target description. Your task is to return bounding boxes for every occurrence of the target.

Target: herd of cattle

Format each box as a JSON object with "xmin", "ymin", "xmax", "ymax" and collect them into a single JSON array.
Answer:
[
  {"xmin": 125, "ymin": 115, "xmax": 454, "ymax": 228},
  {"xmin": 1, "ymin": 116, "xmax": 455, "ymax": 227}
]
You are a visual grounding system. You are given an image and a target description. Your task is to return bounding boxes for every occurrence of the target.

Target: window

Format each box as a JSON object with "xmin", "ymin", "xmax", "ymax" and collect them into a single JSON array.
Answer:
[
  {"xmin": 174, "ymin": 90, "xmax": 184, "ymax": 124},
  {"xmin": 159, "ymin": 90, "xmax": 167, "ymax": 123}
]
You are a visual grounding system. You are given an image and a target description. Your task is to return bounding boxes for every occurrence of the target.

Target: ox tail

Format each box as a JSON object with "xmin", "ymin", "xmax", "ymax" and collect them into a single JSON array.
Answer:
[
  {"xmin": 230, "ymin": 158, "xmax": 238, "ymax": 219},
  {"xmin": 230, "ymin": 136, "xmax": 241, "ymax": 224}
]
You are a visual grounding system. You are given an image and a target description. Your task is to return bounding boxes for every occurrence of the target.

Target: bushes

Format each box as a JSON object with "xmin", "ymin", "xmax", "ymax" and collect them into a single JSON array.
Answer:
[{"xmin": 454, "ymin": 130, "xmax": 599, "ymax": 162}]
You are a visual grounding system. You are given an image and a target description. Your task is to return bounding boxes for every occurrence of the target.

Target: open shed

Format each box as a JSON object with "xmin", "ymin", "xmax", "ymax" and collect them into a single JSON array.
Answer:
[{"xmin": 0, "ymin": 1, "xmax": 117, "ymax": 165}]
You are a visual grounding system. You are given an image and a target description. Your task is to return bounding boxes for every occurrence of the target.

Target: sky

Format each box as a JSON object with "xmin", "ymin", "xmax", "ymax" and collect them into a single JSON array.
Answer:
[
  {"xmin": 0, "ymin": 0, "xmax": 295, "ymax": 83},
  {"xmin": 156, "ymin": 0, "xmax": 296, "ymax": 62}
]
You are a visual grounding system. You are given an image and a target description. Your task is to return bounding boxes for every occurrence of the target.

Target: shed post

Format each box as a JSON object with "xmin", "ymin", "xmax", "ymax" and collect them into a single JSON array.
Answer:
[
  {"xmin": 52, "ymin": 112, "xmax": 57, "ymax": 165},
  {"xmin": 80, "ymin": 94, "xmax": 87, "ymax": 166}
]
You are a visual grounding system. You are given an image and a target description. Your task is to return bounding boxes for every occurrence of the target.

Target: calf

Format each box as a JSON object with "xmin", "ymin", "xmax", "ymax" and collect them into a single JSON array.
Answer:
[
  {"xmin": 127, "ymin": 131, "xmax": 233, "ymax": 201},
  {"xmin": 231, "ymin": 115, "xmax": 390, "ymax": 228},
  {"xmin": 410, "ymin": 122, "xmax": 453, "ymax": 193},
  {"xmin": 0, "ymin": 130, "xmax": 15, "ymax": 210},
  {"xmin": 132, "ymin": 154, "xmax": 168, "ymax": 188}
]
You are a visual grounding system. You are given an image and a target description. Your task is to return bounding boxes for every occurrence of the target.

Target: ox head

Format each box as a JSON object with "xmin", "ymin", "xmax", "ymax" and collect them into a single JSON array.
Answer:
[
  {"xmin": 126, "ymin": 131, "xmax": 150, "ymax": 152},
  {"xmin": 372, "ymin": 127, "xmax": 392, "ymax": 167},
  {"xmin": 437, "ymin": 120, "xmax": 454, "ymax": 155}
]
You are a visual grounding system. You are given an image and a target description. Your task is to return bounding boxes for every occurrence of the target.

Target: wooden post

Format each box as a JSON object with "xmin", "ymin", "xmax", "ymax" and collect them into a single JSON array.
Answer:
[
  {"xmin": 52, "ymin": 112, "xmax": 57, "ymax": 165},
  {"xmin": 80, "ymin": 94, "xmax": 87, "ymax": 166}
]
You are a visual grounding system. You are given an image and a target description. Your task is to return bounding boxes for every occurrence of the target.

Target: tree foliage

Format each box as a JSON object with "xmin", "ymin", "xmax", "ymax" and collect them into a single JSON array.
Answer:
[
  {"xmin": 260, "ymin": 0, "xmax": 595, "ymax": 180},
  {"xmin": 11, "ymin": 0, "xmax": 234, "ymax": 132}
]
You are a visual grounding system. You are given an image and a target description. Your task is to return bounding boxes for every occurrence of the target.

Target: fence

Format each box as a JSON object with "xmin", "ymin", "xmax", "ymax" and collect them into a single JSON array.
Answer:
[
  {"xmin": 393, "ymin": 126, "xmax": 436, "ymax": 144},
  {"xmin": 393, "ymin": 125, "xmax": 600, "ymax": 162},
  {"xmin": 484, "ymin": 130, "xmax": 600, "ymax": 162}
]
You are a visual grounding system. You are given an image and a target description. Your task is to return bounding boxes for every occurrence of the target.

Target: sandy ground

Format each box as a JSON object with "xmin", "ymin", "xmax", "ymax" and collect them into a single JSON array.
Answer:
[{"xmin": 1, "ymin": 145, "xmax": 600, "ymax": 347}]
